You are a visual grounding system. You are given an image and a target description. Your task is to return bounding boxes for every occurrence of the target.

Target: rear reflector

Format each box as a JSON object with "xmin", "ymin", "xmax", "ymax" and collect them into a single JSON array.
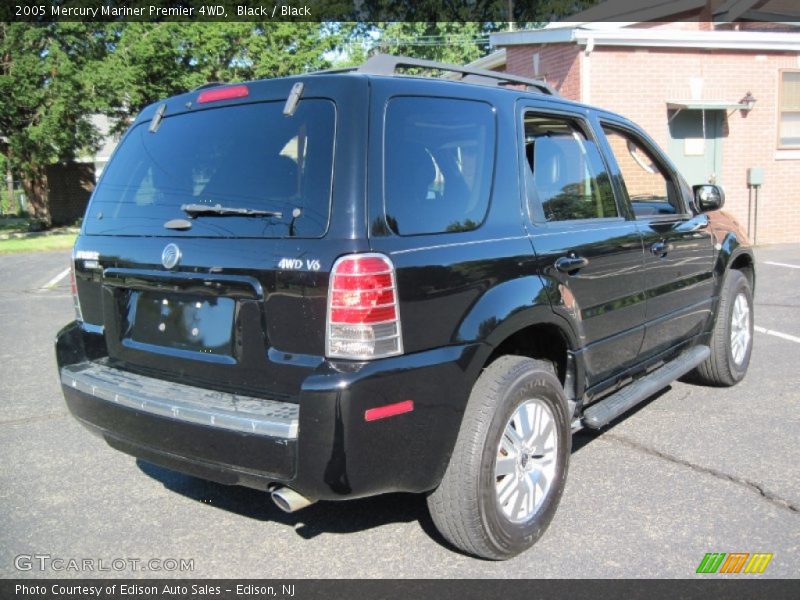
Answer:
[
  {"xmin": 197, "ymin": 84, "xmax": 249, "ymax": 104},
  {"xmin": 326, "ymin": 253, "xmax": 403, "ymax": 360},
  {"xmin": 365, "ymin": 400, "xmax": 414, "ymax": 422},
  {"xmin": 69, "ymin": 263, "xmax": 83, "ymax": 322}
]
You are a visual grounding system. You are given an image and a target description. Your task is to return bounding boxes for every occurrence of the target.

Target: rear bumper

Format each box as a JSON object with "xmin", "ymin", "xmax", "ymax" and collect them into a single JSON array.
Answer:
[{"xmin": 56, "ymin": 321, "xmax": 484, "ymax": 501}]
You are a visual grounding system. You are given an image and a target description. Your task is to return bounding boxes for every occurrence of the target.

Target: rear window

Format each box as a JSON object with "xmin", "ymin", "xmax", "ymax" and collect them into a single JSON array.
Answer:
[
  {"xmin": 383, "ymin": 97, "xmax": 495, "ymax": 235},
  {"xmin": 85, "ymin": 99, "xmax": 335, "ymax": 237}
]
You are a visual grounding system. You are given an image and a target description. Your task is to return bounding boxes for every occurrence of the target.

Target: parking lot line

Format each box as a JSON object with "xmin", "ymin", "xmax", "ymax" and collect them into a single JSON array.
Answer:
[
  {"xmin": 40, "ymin": 267, "xmax": 70, "ymax": 289},
  {"xmin": 755, "ymin": 325, "xmax": 800, "ymax": 344},
  {"xmin": 763, "ymin": 261, "xmax": 800, "ymax": 270}
]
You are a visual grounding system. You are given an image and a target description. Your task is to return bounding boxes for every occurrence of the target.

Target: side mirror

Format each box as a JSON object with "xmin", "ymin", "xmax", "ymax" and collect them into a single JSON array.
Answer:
[{"xmin": 693, "ymin": 184, "xmax": 725, "ymax": 212}]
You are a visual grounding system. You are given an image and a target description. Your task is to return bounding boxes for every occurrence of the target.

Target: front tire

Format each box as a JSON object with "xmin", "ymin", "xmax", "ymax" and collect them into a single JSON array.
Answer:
[
  {"xmin": 692, "ymin": 269, "xmax": 754, "ymax": 386},
  {"xmin": 427, "ymin": 356, "xmax": 571, "ymax": 560}
]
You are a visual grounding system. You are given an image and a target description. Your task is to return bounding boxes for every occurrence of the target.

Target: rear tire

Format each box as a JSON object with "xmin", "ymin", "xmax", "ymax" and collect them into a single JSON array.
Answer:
[
  {"xmin": 427, "ymin": 356, "xmax": 571, "ymax": 560},
  {"xmin": 692, "ymin": 269, "xmax": 753, "ymax": 386}
]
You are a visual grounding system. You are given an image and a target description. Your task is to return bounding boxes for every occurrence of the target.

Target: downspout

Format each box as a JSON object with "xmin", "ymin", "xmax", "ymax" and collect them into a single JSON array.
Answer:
[{"xmin": 581, "ymin": 36, "xmax": 595, "ymax": 105}]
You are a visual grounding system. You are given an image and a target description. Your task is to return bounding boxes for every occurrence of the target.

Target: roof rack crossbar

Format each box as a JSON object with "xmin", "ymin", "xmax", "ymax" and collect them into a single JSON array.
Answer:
[{"xmin": 352, "ymin": 54, "xmax": 556, "ymax": 95}]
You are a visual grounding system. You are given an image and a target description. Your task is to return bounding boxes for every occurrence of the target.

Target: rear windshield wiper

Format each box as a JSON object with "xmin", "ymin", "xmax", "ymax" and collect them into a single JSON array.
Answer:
[{"xmin": 181, "ymin": 203, "xmax": 282, "ymax": 219}]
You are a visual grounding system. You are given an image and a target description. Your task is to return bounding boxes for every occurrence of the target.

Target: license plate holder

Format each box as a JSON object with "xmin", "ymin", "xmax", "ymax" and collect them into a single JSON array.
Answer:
[{"xmin": 125, "ymin": 290, "xmax": 236, "ymax": 358}]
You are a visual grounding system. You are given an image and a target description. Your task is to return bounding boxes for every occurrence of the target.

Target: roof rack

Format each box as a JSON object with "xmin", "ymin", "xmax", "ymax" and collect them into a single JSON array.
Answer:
[{"xmin": 312, "ymin": 54, "xmax": 556, "ymax": 96}]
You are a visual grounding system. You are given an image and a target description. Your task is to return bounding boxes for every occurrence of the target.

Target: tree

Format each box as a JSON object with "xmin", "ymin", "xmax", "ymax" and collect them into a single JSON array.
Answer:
[
  {"xmin": 0, "ymin": 20, "xmax": 342, "ymax": 222},
  {"xmin": 0, "ymin": 23, "xmax": 109, "ymax": 222},
  {"xmin": 92, "ymin": 22, "xmax": 343, "ymax": 130}
]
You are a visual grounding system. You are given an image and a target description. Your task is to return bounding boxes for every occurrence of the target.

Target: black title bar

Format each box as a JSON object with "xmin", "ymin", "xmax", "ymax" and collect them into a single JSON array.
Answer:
[{"xmin": 3, "ymin": 579, "xmax": 800, "ymax": 600}]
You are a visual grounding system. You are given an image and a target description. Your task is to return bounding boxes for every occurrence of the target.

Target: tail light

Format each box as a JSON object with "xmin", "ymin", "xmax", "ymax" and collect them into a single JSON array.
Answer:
[
  {"xmin": 326, "ymin": 253, "xmax": 403, "ymax": 360},
  {"xmin": 70, "ymin": 263, "xmax": 83, "ymax": 322}
]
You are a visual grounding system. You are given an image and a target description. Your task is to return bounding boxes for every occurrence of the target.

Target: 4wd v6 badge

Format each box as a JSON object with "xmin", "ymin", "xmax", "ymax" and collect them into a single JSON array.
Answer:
[{"xmin": 278, "ymin": 258, "xmax": 320, "ymax": 271}]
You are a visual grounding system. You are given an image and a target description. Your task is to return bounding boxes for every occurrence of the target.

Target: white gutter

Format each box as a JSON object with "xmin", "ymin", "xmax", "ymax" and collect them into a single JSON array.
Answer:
[
  {"xmin": 492, "ymin": 28, "xmax": 576, "ymax": 46},
  {"xmin": 491, "ymin": 27, "xmax": 800, "ymax": 52},
  {"xmin": 464, "ymin": 49, "xmax": 507, "ymax": 71}
]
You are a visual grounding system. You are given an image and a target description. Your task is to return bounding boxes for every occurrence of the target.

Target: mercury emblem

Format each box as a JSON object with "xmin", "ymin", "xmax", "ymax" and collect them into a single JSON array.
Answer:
[{"xmin": 161, "ymin": 243, "xmax": 181, "ymax": 269}]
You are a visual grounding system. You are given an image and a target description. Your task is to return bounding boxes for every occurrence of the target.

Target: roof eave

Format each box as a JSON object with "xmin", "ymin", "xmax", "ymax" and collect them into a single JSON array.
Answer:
[
  {"xmin": 464, "ymin": 48, "xmax": 507, "ymax": 71},
  {"xmin": 491, "ymin": 28, "xmax": 800, "ymax": 53}
]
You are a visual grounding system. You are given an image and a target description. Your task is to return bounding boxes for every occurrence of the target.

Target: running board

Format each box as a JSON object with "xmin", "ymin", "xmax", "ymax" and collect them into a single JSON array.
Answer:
[{"xmin": 582, "ymin": 345, "xmax": 710, "ymax": 429}]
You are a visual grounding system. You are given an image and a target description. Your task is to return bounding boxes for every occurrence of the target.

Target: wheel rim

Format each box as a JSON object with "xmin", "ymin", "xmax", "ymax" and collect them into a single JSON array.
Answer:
[
  {"xmin": 730, "ymin": 292, "xmax": 751, "ymax": 366},
  {"xmin": 494, "ymin": 398, "xmax": 558, "ymax": 523}
]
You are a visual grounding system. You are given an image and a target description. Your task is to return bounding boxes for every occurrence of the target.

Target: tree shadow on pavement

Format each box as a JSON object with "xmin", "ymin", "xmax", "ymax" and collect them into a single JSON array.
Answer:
[
  {"xmin": 137, "ymin": 459, "xmax": 452, "ymax": 550},
  {"xmin": 136, "ymin": 384, "xmax": 677, "ymax": 556}
]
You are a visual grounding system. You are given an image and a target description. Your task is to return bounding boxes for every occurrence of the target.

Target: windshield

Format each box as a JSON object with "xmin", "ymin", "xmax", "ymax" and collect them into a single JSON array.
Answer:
[{"xmin": 84, "ymin": 99, "xmax": 335, "ymax": 237}]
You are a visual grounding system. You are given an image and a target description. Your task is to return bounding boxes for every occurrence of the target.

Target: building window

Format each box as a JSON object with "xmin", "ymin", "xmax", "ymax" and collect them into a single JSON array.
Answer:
[{"xmin": 779, "ymin": 70, "xmax": 800, "ymax": 149}]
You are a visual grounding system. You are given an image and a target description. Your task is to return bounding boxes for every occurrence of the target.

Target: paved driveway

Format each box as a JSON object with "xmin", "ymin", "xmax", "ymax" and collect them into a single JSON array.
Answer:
[{"xmin": 0, "ymin": 247, "xmax": 797, "ymax": 578}]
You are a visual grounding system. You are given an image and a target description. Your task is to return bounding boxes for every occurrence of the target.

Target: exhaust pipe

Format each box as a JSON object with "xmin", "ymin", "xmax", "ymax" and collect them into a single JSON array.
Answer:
[{"xmin": 271, "ymin": 486, "xmax": 316, "ymax": 513}]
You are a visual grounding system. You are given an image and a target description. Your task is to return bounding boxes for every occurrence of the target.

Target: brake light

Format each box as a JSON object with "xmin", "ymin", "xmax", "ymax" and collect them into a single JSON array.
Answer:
[
  {"xmin": 326, "ymin": 253, "xmax": 403, "ymax": 359},
  {"xmin": 197, "ymin": 84, "xmax": 249, "ymax": 104},
  {"xmin": 70, "ymin": 263, "xmax": 83, "ymax": 322}
]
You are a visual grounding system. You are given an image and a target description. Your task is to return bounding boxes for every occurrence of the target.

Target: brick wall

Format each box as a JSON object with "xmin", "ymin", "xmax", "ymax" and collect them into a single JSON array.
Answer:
[
  {"xmin": 46, "ymin": 162, "xmax": 95, "ymax": 226},
  {"xmin": 588, "ymin": 46, "xmax": 800, "ymax": 244},
  {"xmin": 506, "ymin": 44, "xmax": 581, "ymax": 98}
]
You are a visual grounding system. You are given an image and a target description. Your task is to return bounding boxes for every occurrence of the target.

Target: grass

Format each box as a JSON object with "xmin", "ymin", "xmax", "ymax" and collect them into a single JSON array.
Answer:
[{"xmin": 0, "ymin": 233, "xmax": 76, "ymax": 254}]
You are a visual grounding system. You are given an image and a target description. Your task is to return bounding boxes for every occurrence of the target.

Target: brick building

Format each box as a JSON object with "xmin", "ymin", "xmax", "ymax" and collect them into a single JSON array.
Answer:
[
  {"xmin": 38, "ymin": 115, "xmax": 116, "ymax": 224},
  {"xmin": 481, "ymin": 1, "xmax": 800, "ymax": 244},
  {"xmin": 45, "ymin": 163, "xmax": 96, "ymax": 226}
]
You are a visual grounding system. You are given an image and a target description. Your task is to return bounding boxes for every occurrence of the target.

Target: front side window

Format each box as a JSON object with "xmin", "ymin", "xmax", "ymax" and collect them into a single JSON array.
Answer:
[
  {"xmin": 779, "ymin": 70, "xmax": 800, "ymax": 149},
  {"xmin": 523, "ymin": 114, "xmax": 617, "ymax": 222},
  {"xmin": 602, "ymin": 126, "xmax": 683, "ymax": 217},
  {"xmin": 383, "ymin": 97, "xmax": 495, "ymax": 235}
]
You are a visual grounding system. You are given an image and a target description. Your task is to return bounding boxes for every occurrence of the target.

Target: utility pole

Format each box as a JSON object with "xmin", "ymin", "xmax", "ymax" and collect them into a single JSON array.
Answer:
[
  {"xmin": 1, "ymin": 139, "xmax": 13, "ymax": 215},
  {"xmin": 5, "ymin": 161, "xmax": 12, "ymax": 215}
]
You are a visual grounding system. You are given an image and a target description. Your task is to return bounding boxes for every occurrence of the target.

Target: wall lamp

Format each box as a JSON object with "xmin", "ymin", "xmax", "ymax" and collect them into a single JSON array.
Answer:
[{"xmin": 741, "ymin": 91, "xmax": 757, "ymax": 111}]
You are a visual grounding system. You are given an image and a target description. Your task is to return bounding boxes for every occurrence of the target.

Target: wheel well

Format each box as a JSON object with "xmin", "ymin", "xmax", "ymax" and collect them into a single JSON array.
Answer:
[
  {"xmin": 730, "ymin": 253, "xmax": 755, "ymax": 290},
  {"xmin": 485, "ymin": 324, "xmax": 575, "ymax": 399}
]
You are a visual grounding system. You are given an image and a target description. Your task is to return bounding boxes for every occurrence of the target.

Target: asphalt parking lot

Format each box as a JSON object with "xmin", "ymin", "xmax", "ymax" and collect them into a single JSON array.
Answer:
[{"xmin": 0, "ymin": 247, "xmax": 798, "ymax": 579}]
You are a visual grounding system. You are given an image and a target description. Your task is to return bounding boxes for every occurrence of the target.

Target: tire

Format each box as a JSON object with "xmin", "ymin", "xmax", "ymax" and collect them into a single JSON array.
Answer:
[
  {"xmin": 691, "ymin": 269, "xmax": 754, "ymax": 386},
  {"xmin": 427, "ymin": 356, "xmax": 571, "ymax": 560}
]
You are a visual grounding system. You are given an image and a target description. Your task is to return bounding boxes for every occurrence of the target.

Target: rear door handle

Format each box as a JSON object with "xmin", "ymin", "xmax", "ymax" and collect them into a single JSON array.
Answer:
[
  {"xmin": 651, "ymin": 241, "xmax": 673, "ymax": 257},
  {"xmin": 555, "ymin": 255, "xmax": 589, "ymax": 274}
]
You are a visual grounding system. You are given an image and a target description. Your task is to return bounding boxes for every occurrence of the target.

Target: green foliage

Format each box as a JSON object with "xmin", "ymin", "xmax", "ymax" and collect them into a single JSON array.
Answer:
[
  {"xmin": 0, "ymin": 20, "xmax": 342, "ymax": 218},
  {"xmin": 93, "ymin": 22, "xmax": 343, "ymax": 124},
  {"xmin": 0, "ymin": 22, "xmax": 110, "ymax": 219}
]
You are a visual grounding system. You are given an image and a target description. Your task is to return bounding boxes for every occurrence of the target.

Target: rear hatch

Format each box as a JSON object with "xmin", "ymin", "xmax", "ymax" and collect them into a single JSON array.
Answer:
[{"xmin": 73, "ymin": 76, "xmax": 369, "ymax": 399}]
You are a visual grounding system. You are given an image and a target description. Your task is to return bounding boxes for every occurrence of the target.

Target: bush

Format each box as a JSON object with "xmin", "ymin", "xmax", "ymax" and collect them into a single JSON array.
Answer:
[{"xmin": 27, "ymin": 218, "xmax": 49, "ymax": 232}]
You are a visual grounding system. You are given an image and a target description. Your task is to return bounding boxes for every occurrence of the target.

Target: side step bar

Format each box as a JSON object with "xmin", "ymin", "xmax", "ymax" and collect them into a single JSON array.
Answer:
[{"xmin": 582, "ymin": 345, "xmax": 710, "ymax": 429}]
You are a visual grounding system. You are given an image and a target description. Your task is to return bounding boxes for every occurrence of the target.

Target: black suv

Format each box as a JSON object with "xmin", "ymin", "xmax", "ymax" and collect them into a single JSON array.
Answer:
[{"xmin": 56, "ymin": 55, "xmax": 755, "ymax": 560}]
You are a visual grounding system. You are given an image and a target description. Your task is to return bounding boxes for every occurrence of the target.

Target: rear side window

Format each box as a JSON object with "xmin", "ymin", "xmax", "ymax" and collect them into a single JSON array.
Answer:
[
  {"xmin": 383, "ymin": 97, "xmax": 495, "ymax": 235},
  {"xmin": 85, "ymin": 100, "xmax": 335, "ymax": 238},
  {"xmin": 523, "ymin": 114, "xmax": 617, "ymax": 222}
]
